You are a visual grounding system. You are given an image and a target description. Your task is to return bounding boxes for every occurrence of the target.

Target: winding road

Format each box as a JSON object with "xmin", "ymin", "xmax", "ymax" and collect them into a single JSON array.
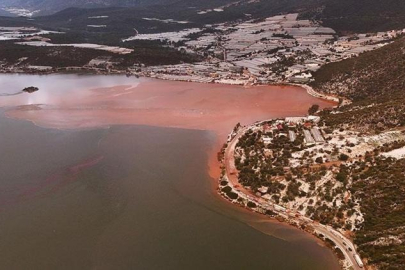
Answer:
[{"xmin": 223, "ymin": 124, "xmax": 363, "ymax": 270}]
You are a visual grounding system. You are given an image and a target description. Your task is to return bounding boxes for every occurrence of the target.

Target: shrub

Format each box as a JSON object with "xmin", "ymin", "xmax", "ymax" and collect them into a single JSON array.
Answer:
[
  {"xmin": 339, "ymin": 154, "xmax": 349, "ymax": 161},
  {"xmin": 227, "ymin": 191, "xmax": 238, "ymax": 200},
  {"xmin": 247, "ymin": 201, "xmax": 257, "ymax": 208},
  {"xmin": 315, "ymin": 157, "xmax": 324, "ymax": 164}
]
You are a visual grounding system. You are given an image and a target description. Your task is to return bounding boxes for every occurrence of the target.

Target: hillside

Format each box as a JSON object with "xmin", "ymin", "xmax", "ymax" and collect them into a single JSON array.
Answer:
[
  {"xmin": 0, "ymin": 40, "xmax": 201, "ymax": 69},
  {"xmin": 0, "ymin": 0, "xmax": 311, "ymax": 44},
  {"xmin": 0, "ymin": 0, "xmax": 180, "ymax": 15},
  {"xmin": 302, "ymin": 0, "xmax": 405, "ymax": 34},
  {"xmin": 310, "ymin": 35, "xmax": 405, "ymax": 269},
  {"xmin": 2, "ymin": 0, "xmax": 405, "ymax": 35},
  {"xmin": 350, "ymin": 156, "xmax": 405, "ymax": 270},
  {"xmin": 312, "ymin": 37, "xmax": 405, "ymax": 102},
  {"xmin": 312, "ymin": 37, "xmax": 405, "ymax": 132},
  {"xmin": 1, "ymin": 0, "xmax": 405, "ymax": 43}
]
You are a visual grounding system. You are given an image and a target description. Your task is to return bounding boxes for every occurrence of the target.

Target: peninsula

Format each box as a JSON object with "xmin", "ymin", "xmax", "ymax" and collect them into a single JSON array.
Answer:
[{"xmin": 1, "ymin": 1, "xmax": 405, "ymax": 269}]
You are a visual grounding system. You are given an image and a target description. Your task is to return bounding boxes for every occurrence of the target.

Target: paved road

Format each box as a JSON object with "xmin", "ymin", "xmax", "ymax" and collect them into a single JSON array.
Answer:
[{"xmin": 223, "ymin": 125, "xmax": 363, "ymax": 270}]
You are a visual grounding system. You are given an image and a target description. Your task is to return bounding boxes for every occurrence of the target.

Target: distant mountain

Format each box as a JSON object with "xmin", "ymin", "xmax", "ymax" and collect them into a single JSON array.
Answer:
[
  {"xmin": 0, "ymin": 8, "xmax": 13, "ymax": 16},
  {"xmin": 1, "ymin": 0, "xmax": 405, "ymax": 44},
  {"xmin": 0, "ymin": 0, "xmax": 181, "ymax": 15},
  {"xmin": 2, "ymin": 0, "xmax": 405, "ymax": 35}
]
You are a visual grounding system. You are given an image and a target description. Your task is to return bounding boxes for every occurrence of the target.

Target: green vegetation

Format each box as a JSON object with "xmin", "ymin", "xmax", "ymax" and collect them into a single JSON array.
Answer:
[
  {"xmin": 0, "ymin": 42, "xmax": 115, "ymax": 67},
  {"xmin": 335, "ymin": 247, "xmax": 345, "ymax": 260},
  {"xmin": 235, "ymin": 125, "xmax": 297, "ymax": 191},
  {"xmin": 350, "ymin": 157, "xmax": 405, "ymax": 269},
  {"xmin": 314, "ymin": 37, "xmax": 405, "ymax": 133},
  {"xmin": 312, "ymin": 34, "xmax": 405, "ymax": 269},
  {"xmin": 0, "ymin": 41, "xmax": 201, "ymax": 69},
  {"xmin": 312, "ymin": 37, "xmax": 405, "ymax": 103},
  {"xmin": 302, "ymin": 0, "xmax": 405, "ymax": 34},
  {"xmin": 308, "ymin": 104, "xmax": 320, "ymax": 115},
  {"xmin": 221, "ymin": 185, "xmax": 238, "ymax": 200},
  {"xmin": 233, "ymin": 120, "xmax": 361, "ymax": 230},
  {"xmin": 247, "ymin": 201, "xmax": 257, "ymax": 208}
]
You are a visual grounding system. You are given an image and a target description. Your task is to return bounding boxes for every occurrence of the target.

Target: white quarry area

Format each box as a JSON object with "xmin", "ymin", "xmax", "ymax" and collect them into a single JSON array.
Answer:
[
  {"xmin": 382, "ymin": 146, "xmax": 405, "ymax": 159},
  {"xmin": 370, "ymin": 235, "xmax": 403, "ymax": 247},
  {"xmin": 16, "ymin": 41, "xmax": 133, "ymax": 54}
]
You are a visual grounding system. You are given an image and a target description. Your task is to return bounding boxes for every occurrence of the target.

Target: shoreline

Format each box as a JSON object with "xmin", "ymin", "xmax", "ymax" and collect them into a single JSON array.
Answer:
[
  {"xmin": 0, "ymin": 68, "xmax": 348, "ymax": 106},
  {"xmin": 0, "ymin": 71, "xmax": 352, "ymax": 267},
  {"xmin": 297, "ymin": 84, "xmax": 352, "ymax": 107},
  {"xmin": 217, "ymin": 120, "xmax": 363, "ymax": 270}
]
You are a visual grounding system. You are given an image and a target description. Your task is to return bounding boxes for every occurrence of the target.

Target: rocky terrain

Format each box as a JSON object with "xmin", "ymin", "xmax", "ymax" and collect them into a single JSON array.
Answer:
[
  {"xmin": 312, "ymin": 37, "xmax": 405, "ymax": 103},
  {"xmin": 312, "ymin": 37, "xmax": 405, "ymax": 132},
  {"xmin": 1, "ymin": 1, "xmax": 405, "ymax": 268},
  {"xmin": 310, "ymin": 35, "xmax": 405, "ymax": 270}
]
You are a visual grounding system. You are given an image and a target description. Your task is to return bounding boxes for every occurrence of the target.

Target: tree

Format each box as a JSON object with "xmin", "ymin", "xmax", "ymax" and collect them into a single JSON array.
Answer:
[
  {"xmin": 247, "ymin": 201, "xmax": 257, "ymax": 208},
  {"xmin": 339, "ymin": 153, "xmax": 349, "ymax": 161},
  {"xmin": 315, "ymin": 157, "xmax": 324, "ymax": 164},
  {"xmin": 336, "ymin": 172, "xmax": 347, "ymax": 183},
  {"xmin": 308, "ymin": 104, "xmax": 320, "ymax": 115}
]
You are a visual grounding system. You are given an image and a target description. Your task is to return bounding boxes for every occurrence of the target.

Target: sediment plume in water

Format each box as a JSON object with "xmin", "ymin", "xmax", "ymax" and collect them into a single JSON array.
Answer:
[{"xmin": 0, "ymin": 78, "xmax": 335, "ymax": 177}]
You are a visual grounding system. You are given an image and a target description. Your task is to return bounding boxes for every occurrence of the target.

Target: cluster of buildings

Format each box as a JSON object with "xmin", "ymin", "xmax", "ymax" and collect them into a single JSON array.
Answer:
[
  {"xmin": 266, "ymin": 116, "xmax": 325, "ymax": 145},
  {"xmin": 220, "ymin": 118, "xmax": 367, "ymax": 269},
  {"xmin": 129, "ymin": 13, "xmax": 405, "ymax": 85},
  {"xmin": 285, "ymin": 116, "xmax": 325, "ymax": 144},
  {"xmin": 1, "ymin": 13, "xmax": 404, "ymax": 85}
]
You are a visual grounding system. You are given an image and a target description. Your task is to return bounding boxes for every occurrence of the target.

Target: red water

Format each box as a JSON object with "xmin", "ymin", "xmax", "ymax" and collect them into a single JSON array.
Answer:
[
  {"xmin": 0, "ymin": 75, "xmax": 340, "ymax": 269},
  {"xmin": 0, "ymin": 78, "xmax": 335, "ymax": 178}
]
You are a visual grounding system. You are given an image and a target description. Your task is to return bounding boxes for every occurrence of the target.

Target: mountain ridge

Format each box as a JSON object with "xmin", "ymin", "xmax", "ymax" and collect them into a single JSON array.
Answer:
[{"xmin": 0, "ymin": 0, "xmax": 182, "ymax": 15}]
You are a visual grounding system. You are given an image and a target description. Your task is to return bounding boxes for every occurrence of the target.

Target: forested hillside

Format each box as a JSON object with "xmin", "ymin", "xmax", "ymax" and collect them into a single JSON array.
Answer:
[
  {"xmin": 2, "ymin": 0, "xmax": 405, "ymax": 34},
  {"xmin": 350, "ymin": 157, "xmax": 405, "ymax": 270},
  {"xmin": 311, "ymin": 35, "xmax": 405, "ymax": 270},
  {"xmin": 312, "ymin": 37, "xmax": 405, "ymax": 102},
  {"xmin": 0, "ymin": 41, "xmax": 201, "ymax": 68},
  {"xmin": 312, "ymin": 37, "xmax": 405, "ymax": 132},
  {"xmin": 303, "ymin": 0, "xmax": 405, "ymax": 34},
  {"xmin": 0, "ymin": 0, "xmax": 404, "ymax": 50}
]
